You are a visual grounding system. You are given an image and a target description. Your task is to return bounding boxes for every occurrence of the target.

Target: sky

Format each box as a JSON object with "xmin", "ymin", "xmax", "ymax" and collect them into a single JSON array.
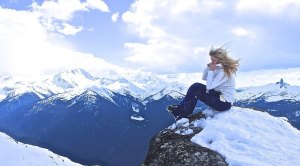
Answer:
[{"xmin": 0, "ymin": 0, "xmax": 300, "ymax": 77}]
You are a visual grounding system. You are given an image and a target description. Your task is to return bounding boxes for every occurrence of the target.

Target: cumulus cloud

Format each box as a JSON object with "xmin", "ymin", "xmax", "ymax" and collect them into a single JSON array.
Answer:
[
  {"xmin": 32, "ymin": 0, "xmax": 109, "ymax": 20},
  {"xmin": 124, "ymin": 40, "xmax": 187, "ymax": 72},
  {"xmin": 122, "ymin": 0, "xmax": 227, "ymax": 72},
  {"xmin": 85, "ymin": 0, "xmax": 110, "ymax": 12},
  {"xmin": 31, "ymin": 0, "xmax": 85, "ymax": 21},
  {"xmin": 111, "ymin": 12, "xmax": 119, "ymax": 23},
  {"xmin": 170, "ymin": 0, "xmax": 223, "ymax": 15},
  {"xmin": 0, "ymin": 6, "xmax": 122, "ymax": 77},
  {"xmin": 31, "ymin": 0, "xmax": 109, "ymax": 36},
  {"xmin": 122, "ymin": 0, "xmax": 300, "ymax": 73},
  {"xmin": 57, "ymin": 23, "xmax": 83, "ymax": 36}
]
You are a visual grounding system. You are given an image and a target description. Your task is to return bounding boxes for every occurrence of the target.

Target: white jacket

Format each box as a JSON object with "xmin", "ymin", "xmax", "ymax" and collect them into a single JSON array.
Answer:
[{"xmin": 202, "ymin": 64, "xmax": 236, "ymax": 104}]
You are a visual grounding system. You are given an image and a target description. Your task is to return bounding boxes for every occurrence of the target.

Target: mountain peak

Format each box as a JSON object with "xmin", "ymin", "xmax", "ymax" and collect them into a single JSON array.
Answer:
[
  {"xmin": 82, "ymin": 89, "xmax": 98, "ymax": 96},
  {"xmin": 69, "ymin": 68, "xmax": 94, "ymax": 80},
  {"xmin": 276, "ymin": 78, "xmax": 289, "ymax": 88},
  {"xmin": 54, "ymin": 68, "xmax": 94, "ymax": 80},
  {"xmin": 51, "ymin": 68, "xmax": 95, "ymax": 89}
]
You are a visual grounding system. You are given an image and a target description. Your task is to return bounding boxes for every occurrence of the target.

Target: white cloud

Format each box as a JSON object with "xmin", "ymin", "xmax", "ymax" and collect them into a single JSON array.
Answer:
[
  {"xmin": 31, "ymin": 0, "xmax": 85, "ymax": 21},
  {"xmin": 121, "ymin": 0, "xmax": 228, "ymax": 72},
  {"xmin": 32, "ymin": 0, "xmax": 109, "ymax": 20},
  {"xmin": 31, "ymin": 0, "xmax": 110, "ymax": 36},
  {"xmin": 236, "ymin": 0, "xmax": 300, "ymax": 17},
  {"xmin": 111, "ymin": 12, "xmax": 119, "ymax": 23},
  {"xmin": 0, "ymin": 7, "xmax": 122, "ymax": 77},
  {"xmin": 122, "ymin": 0, "xmax": 300, "ymax": 73},
  {"xmin": 232, "ymin": 27, "xmax": 256, "ymax": 38},
  {"xmin": 124, "ymin": 40, "xmax": 186, "ymax": 72},
  {"xmin": 122, "ymin": 0, "xmax": 224, "ymax": 39},
  {"xmin": 171, "ymin": 0, "xmax": 223, "ymax": 15},
  {"xmin": 85, "ymin": 0, "xmax": 110, "ymax": 12},
  {"xmin": 58, "ymin": 23, "xmax": 83, "ymax": 36}
]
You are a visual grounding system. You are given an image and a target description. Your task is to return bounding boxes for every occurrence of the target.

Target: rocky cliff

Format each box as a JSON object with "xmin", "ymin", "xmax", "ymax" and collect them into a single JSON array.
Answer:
[{"xmin": 142, "ymin": 112, "xmax": 228, "ymax": 166}]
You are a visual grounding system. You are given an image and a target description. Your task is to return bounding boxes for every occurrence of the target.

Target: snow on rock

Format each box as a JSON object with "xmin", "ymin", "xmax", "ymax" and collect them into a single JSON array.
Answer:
[
  {"xmin": 104, "ymin": 78, "xmax": 146, "ymax": 99},
  {"xmin": 89, "ymin": 86, "xmax": 115, "ymax": 103},
  {"xmin": 0, "ymin": 88, "xmax": 6, "ymax": 101},
  {"xmin": 191, "ymin": 107, "xmax": 300, "ymax": 166},
  {"xmin": 131, "ymin": 115, "xmax": 144, "ymax": 121},
  {"xmin": 175, "ymin": 128, "xmax": 193, "ymax": 135},
  {"xmin": 131, "ymin": 103, "xmax": 140, "ymax": 113},
  {"xmin": 143, "ymin": 111, "xmax": 226, "ymax": 166},
  {"xmin": 168, "ymin": 118, "xmax": 194, "ymax": 135},
  {"xmin": 0, "ymin": 132, "xmax": 81, "ymax": 166},
  {"xmin": 176, "ymin": 118, "xmax": 189, "ymax": 126},
  {"xmin": 296, "ymin": 111, "xmax": 300, "ymax": 117}
]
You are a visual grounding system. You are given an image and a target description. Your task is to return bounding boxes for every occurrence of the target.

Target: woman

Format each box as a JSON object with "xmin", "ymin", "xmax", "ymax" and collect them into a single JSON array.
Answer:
[{"xmin": 167, "ymin": 47, "xmax": 240, "ymax": 120}]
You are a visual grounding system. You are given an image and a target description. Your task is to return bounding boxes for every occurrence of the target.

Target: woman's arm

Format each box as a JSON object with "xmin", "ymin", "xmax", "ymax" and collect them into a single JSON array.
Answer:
[
  {"xmin": 202, "ymin": 65, "xmax": 209, "ymax": 80},
  {"xmin": 206, "ymin": 69, "xmax": 228, "ymax": 90}
]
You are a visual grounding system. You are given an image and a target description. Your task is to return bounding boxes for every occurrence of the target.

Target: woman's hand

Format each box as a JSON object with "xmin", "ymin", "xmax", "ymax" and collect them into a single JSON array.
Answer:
[{"xmin": 208, "ymin": 62, "xmax": 217, "ymax": 71}]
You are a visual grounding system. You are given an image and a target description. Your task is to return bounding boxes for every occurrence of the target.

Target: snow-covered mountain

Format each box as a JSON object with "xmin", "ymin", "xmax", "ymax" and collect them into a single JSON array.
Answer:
[
  {"xmin": 146, "ymin": 107, "xmax": 300, "ymax": 165},
  {"xmin": 0, "ymin": 132, "xmax": 81, "ymax": 166},
  {"xmin": 0, "ymin": 82, "xmax": 175, "ymax": 166},
  {"xmin": 1, "ymin": 69, "xmax": 300, "ymax": 128},
  {"xmin": 0, "ymin": 68, "xmax": 192, "ymax": 103},
  {"xmin": 236, "ymin": 78, "xmax": 300, "ymax": 102},
  {"xmin": 235, "ymin": 78, "xmax": 300, "ymax": 129},
  {"xmin": 2, "ymin": 68, "xmax": 300, "ymax": 103},
  {"xmin": 1, "ymin": 68, "xmax": 300, "ymax": 166}
]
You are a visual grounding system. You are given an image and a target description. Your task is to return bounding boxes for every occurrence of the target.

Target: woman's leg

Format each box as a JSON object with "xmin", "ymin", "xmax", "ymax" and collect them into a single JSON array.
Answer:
[
  {"xmin": 198, "ymin": 89, "xmax": 231, "ymax": 111},
  {"xmin": 168, "ymin": 83, "xmax": 231, "ymax": 120},
  {"xmin": 174, "ymin": 83, "xmax": 206, "ymax": 118},
  {"xmin": 205, "ymin": 100, "xmax": 232, "ymax": 111}
]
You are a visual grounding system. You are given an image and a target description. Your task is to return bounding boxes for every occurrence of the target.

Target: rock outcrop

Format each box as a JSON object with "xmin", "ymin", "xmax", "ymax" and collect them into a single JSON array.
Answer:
[{"xmin": 143, "ymin": 112, "xmax": 228, "ymax": 166}]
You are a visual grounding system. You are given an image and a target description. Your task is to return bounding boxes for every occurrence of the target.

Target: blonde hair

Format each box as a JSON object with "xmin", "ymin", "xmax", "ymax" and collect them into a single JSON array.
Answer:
[{"xmin": 209, "ymin": 47, "xmax": 240, "ymax": 78}]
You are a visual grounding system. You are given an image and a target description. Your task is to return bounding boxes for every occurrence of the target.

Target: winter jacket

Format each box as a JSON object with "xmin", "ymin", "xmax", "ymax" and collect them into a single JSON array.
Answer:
[{"xmin": 202, "ymin": 64, "xmax": 236, "ymax": 104}]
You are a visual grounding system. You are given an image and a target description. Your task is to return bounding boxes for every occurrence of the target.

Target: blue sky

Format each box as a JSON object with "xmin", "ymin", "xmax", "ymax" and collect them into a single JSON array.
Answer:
[{"xmin": 1, "ymin": 0, "xmax": 300, "ymax": 76}]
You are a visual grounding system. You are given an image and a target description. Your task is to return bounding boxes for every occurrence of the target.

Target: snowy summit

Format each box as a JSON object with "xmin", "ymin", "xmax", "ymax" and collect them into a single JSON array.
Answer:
[
  {"xmin": 191, "ymin": 107, "xmax": 300, "ymax": 166},
  {"xmin": 0, "ymin": 132, "xmax": 81, "ymax": 166}
]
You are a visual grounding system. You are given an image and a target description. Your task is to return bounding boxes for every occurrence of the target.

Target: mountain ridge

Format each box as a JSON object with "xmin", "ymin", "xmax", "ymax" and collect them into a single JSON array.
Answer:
[
  {"xmin": 0, "ymin": 132, "xmax": 81, "ymax": 166},
  {"xmin": 1, "ymin": 69, "xmax": 300, "ymax": 165}
]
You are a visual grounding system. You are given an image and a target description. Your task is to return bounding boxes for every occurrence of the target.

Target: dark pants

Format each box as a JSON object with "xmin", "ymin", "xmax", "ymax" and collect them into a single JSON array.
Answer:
[{"xmin": 173, "ymin": 83, "xmax": 231, "ymax": 119}]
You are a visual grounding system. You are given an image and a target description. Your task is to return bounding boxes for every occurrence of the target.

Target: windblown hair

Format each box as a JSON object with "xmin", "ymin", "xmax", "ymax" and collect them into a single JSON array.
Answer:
[{"xmin": 209, "ymin": 47, "xmax": 240, "ymax": 78}]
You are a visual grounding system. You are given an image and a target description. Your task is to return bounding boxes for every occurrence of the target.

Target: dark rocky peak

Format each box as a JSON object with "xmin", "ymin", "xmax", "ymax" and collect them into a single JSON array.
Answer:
[
  {"xmin": 276, "ymin": 78, "xmax": 289, "ymax": 88},
  {"xmin": 143, "ymin": 112, "xmax": 228, "ymax": 166}
]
